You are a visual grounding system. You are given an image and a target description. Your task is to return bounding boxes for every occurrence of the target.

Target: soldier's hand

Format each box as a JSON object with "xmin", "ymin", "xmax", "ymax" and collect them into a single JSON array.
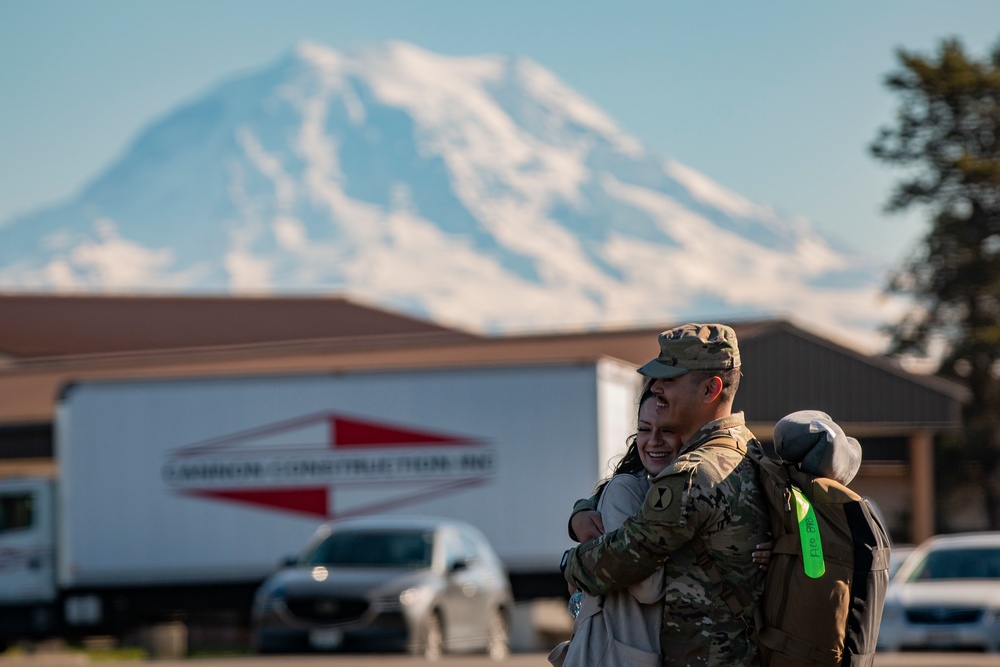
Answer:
[
  {"xmin": 752, "ymin": 540, "xmax": 773, "ymax": 571},
  {"xmin": 571, "ymin": 510, "xmax": 604, "ymax": 542}
]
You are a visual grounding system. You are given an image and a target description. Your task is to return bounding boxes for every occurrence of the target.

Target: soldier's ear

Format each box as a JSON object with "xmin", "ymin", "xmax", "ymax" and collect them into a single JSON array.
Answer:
[{"xmin": 702, "ymin": 375, "xmax": 723, "ymax": 403}]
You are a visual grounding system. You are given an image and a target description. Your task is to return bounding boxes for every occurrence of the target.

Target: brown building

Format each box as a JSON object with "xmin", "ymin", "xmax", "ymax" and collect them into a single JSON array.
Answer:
[{"xmin": 0, "ymin": 293, "xmax": 968, "ymax": 543}]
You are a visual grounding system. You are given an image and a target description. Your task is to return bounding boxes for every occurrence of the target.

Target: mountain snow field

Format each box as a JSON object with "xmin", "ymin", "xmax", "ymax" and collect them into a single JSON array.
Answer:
[{"xmin": 0, "ymin": 41, "xmax": 906, "ymax": 351}]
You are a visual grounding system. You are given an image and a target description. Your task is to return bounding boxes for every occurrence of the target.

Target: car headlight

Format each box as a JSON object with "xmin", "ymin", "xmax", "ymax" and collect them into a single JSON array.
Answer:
[
  {"xmin": 372, "ymin": 586, "xmax": 433, "ymax": 612},
  {"xmin": 253, "ymin": 586, "xmax": 287, "ymax": 615},
  {"xmin": 399, "ymin": 588, "xmax": 425, "ymax": 606}
]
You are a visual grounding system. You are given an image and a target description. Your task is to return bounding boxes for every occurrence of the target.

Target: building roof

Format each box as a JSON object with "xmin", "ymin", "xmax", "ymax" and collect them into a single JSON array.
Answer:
[
  {"xmin": 0, "ymin": 292, "xmax": 472, "ymax": 358},
  {"xmin": 0, "ymin": 295, "xmax": 967, "ymax": 438}
]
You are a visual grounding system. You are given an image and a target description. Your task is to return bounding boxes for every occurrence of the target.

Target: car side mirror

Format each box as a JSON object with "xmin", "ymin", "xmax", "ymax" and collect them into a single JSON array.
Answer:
[{"xmin": 282, "ymin": 555, "xmax": 298, "ymax": 567}]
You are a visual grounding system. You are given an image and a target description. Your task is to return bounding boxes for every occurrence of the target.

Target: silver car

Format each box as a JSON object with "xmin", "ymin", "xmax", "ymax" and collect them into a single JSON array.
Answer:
[
  {"xmin": 878, "ymin": 532, "xmax": 1000, "ymax": 652},
  {"xmin": 252, "ymin": 515, "xmax": 513, "ymax": 659}
]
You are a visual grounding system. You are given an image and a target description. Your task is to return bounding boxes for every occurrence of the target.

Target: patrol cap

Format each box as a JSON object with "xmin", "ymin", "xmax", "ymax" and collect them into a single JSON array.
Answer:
[{"xmin": 637, "ymin": 323, "xmax": 740, "ymax": 379}]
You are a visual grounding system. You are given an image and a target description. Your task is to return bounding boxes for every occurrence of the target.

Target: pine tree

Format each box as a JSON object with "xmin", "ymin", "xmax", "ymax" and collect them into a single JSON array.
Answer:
[{"xmin": 871, "ymin": 37, "xmax": 1000, "ymax": 529}]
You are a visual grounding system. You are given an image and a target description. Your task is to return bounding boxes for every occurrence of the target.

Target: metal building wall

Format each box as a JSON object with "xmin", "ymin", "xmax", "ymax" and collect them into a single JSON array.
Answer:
[{"xmin": 735, "ymin": 322, "xmax": 964, "ymax": 430}]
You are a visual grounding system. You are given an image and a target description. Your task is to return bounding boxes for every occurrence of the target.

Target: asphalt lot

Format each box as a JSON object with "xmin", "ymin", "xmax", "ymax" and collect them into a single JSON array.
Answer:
[{"xmin": 4, "ymin": 652, "xmax": 1000, "ymax": 667}]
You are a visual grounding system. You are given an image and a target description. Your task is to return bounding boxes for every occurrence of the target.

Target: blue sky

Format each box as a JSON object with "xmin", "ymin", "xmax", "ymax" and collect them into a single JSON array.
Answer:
[{"xmin": 2, "ymin": 1, "xmax": 998, "ymax": 267}]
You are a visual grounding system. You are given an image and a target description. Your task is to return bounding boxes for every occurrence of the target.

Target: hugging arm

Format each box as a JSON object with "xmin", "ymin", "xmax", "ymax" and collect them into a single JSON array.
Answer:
[
  {"xmin": 564, "ymin": 470, "xmax": 696, "ymax": 597},
  {"xmin": 568, "ymin": 495, "xmax": 603, "ymax": 542}
]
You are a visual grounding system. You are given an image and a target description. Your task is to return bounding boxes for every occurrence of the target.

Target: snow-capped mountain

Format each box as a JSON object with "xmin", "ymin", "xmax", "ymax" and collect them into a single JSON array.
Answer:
[{"xmin": 0, "ymin": 41, "xmax": 898, "ymax": 348}]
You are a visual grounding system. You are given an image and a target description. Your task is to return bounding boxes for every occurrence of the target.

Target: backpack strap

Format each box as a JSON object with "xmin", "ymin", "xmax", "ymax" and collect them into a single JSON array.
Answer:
[
  {"xmin": 690, "ymin": 535, "xmax": 756, "ymax": 635},
  {"xmin": 688, "ymin": 435, "xmax": 756, "ymax": 635},
  {"xmin": 696, "ymin": 433, "xmax": 747, "ymax": 456}
]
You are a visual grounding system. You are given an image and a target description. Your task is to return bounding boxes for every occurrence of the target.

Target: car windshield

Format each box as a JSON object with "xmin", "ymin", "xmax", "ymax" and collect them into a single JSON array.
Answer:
[
  {"xmin": 304, "ymin": 530, "xmax": 434, "ymax": 568},
  {"xmin": 906, "ymin": 547, "xmax": 1000, "ymax": 581}
]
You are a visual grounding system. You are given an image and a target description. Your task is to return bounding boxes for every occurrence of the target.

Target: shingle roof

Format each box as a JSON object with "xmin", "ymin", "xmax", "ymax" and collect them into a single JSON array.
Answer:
[
  {"xmin": 0, "ymin": 293, "xmax": 472, "ymax": 358},
  {"xmin": 0, "ymin": 295, "xmax": 967, "ymax": 434}
]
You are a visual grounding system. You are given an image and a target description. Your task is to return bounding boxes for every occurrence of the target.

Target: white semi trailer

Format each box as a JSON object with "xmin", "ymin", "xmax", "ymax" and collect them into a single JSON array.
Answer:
[{"xmin": 0, "ymin": 359, "xmax": 640, "ymax": 647}]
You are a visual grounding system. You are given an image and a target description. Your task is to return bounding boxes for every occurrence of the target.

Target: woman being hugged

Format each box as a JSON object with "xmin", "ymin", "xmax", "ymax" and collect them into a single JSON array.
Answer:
[{"xmin": 550, "ymin": 382, "xmax": 679, "ymax": 667}]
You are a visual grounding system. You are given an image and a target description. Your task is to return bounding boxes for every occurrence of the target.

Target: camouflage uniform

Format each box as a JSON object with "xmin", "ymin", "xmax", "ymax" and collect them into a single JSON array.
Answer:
[{"xmin": 563, "ymin": 324, "xmax": 770, "ymax": 667}]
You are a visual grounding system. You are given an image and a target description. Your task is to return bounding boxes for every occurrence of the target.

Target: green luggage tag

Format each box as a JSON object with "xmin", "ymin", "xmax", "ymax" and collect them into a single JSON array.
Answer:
[{"xmin": 790, "ymin": 486, "xmax": 825, "ymax": 578}]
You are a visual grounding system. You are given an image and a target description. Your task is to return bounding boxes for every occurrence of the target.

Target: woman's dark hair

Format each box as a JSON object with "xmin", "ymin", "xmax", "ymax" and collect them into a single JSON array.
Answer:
[{"xmin": 594, "ymin": 379, "xmax": 657, "ymax": 497}]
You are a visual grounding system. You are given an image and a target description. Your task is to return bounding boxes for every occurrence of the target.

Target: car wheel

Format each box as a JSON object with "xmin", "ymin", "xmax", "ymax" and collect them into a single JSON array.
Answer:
[
  {"xmin": 418, "ymin": 611, "xmax": 444, "ymax": 661},
  {"xmin": 486, "ymin": 608, "xmax": 509, "ymax": 660}
]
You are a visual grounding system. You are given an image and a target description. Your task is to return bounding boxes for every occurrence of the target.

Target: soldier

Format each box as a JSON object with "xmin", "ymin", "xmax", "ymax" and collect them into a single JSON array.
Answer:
[{"xmin": 560, "ymin": 323, "xmax": 770, "ymax": 667}]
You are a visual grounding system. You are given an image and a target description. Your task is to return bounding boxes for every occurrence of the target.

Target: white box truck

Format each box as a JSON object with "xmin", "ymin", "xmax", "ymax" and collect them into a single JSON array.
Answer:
[{"xmin": 0, "ymin": 359, "xmax": 640, "ymax": 647}]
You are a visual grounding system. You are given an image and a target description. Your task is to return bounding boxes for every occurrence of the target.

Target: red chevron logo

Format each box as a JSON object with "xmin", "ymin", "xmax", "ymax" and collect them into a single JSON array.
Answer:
[{"xmin": 162, "ymin": 411, "xmax": 494, "ymax": 519}]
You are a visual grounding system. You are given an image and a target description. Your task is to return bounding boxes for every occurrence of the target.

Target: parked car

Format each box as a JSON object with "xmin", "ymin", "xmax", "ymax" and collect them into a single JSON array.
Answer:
[
  {"xmin": 252, "ymin": 515, "xmax": 513, "ymax": 659},
  {"xmin": 878, "ymin": 532, "xmax": 1000, "ymax": 652},
  {"xmin": 888, "ymin": 544, "xmax": 915, "ymax": 580}
]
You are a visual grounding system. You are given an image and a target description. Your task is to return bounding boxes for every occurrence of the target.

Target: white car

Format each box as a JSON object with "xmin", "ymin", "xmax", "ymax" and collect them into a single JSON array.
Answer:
[
  {"xmin": 888, "ymin": 544, "xmax": 915, "ymax": 580},
  {"xmin": 878, "ymin": 532, "xmax": 1000, "ymax": 652},
  {"xmin": 252, "ymin": 515, "xmax": 513, "ymax": 659}
]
